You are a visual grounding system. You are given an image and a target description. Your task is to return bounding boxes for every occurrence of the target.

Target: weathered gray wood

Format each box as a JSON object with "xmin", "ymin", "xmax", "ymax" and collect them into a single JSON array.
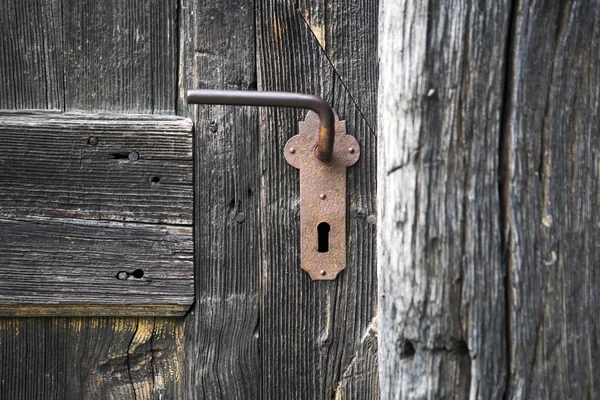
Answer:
[
  {"xmin": 0, "ymin": 114, "xmax": 194, "ymax": 315},
  {"xmin": 257, "ymin": 0, "xmax": 378, "ymax": 398},
  {"xmin": 180, "ymin": 1, "xmax": 262, "ymax": 398},
  {"xmin": 378, "ymin": 1, "xmax": 509, "ymax": 398},
  {"xmin": 0, "ymin": 115, "xmax": 193, "ymax": 224},
  {"xmin": 298, "ymin": 0, "xmax": 378, "ymax": 129},
  {"xmin": 62, "ymin": 0, "xmax": 177, "ymax": 114},
  {"xmin": 0, "ymin": 317, "xmax": 184, "ymax": 399},
  {"xmin": 0, "ymin": 217, "xmax": 193, "ymax": 316},
  {"xmin": 0, "ymin": 1, "xmax": 185, "ymax": 397},
  {"xmin": 504, "ymin": 2, "xmax": 600, "ymax": 398},
  {"xmin": 0, "ymin": 0, "xmax": 63, "ymax": 110}
]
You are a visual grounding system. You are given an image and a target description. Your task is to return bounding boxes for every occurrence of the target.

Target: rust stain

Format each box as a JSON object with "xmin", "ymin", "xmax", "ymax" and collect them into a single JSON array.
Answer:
[{"xmin": 284, "ymin": 111, "xmax": 359, "ymax": 280}]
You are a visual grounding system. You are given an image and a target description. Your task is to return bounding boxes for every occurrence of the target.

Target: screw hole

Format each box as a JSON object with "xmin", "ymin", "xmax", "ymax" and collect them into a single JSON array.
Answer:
[
  {"xmin": 150, "ymin": 176, "xmax": 161, "ymax": 183},
  {"xmin": 116, "ymin": 271, "xmax": 128, "ymax": 280},
  {"xmin": 131, "ymin": 269, "xmax": 144, "ymax": 279}
]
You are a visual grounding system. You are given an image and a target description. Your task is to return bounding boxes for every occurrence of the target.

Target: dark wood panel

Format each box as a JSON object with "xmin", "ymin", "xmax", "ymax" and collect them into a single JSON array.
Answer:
[
  {"xmin": 0, "ymin": 114, "xmax": 194, "ymax": 315},
  {"xmin": 298, "ymin": 0, "xmax": 378, "ymax": 129},
  {"xmin": 504, "ymin": 1, "xmax": 600, "ymax": 397},
  {"xmin": 0, "ymin": 217, "xmax": 193, "ymax": 316},
  {"xmin": 256, "ymin": 1, "xmax": 378, "ymax": 398},
  {"xmin": 62, "ymin": 0, "xmax": 177, "ymax": 114},
  {"xmin": 0, "ymin": 115, "xmax": 193, "ymax": 225},
  {"xmin": 0, "ymin": 317, "xmax": 184, "ymax": 399},
  {"xmin": 0, "ymin": 0, "xmax": 63, "ymax": 110},
  {"xmin": 180, "ymin": 1, "xmax": 261, "ymax": 398},
  {"xmin": 377, "ymin": 0, "xmax": 509, "ymax": 398}
]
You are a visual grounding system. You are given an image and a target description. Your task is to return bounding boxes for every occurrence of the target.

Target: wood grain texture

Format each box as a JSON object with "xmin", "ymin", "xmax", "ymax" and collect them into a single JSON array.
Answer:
[
  {"xmin": 504, "ymin": 1, "xmax": 600, "ymax": 398},
  {"xmin": 180, "ymin": 1, "xmax": 262, "ymax": 398},
  {"xmin": 0, "ymin": 217, "xmax": 193, "ymax": 315},
  {"xmin": 0, "ymin": 0, "xmax": 63, "ymax": 110},
  {"xmin": 0, "ymin": 317, "xmax": 184, "ymax": 399},
  {"xmin": 0, "ymin": 114, "xmax": 193, "ymax": 224},
  {"xmin": 298, "ymin": 0, "xmax": 378, "ymax": 130},
  {"xmin": 378, "ymin": 1, "xmax": 509, "ymax": 398},
  {"xmin": 257, "ymin": 0, "xmax": 378, "ymax": 398},
  {"xmin": 62, "ymin": 0, "xmax": 178, "ymax": 113},
  {"xmin": 0, "ymin": 114, "xmax": 194, "ymax": 315}
]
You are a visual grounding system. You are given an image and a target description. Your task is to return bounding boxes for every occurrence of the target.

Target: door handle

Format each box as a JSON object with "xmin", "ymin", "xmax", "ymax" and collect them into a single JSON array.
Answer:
[
  {"xmin": 186, "ymin": 89, "xmax": 335, "ymax": 161},
  {"xmin": 186, "ymin": 89, "xmax": 360, "ymax": 280}
]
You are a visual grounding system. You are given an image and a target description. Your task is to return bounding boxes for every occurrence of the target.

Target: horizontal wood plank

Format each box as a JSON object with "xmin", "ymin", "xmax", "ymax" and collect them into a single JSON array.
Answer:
[
  {"xmin": 0, "ymin": 114, "xmax": 193, "ymax": 224},
  {"xmin": 0, "ymin": 115, "xmax": 194, "ymax": 316}
]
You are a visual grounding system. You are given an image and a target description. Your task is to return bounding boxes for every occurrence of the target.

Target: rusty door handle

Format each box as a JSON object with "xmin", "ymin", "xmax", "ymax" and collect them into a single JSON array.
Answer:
[
  {"xmin": 186, "ymin": 89, "xmax": 334, "ymax": 161},
  {"xmin": 185, "ymin": 88, "xmax": 360, "ymax": 280}
]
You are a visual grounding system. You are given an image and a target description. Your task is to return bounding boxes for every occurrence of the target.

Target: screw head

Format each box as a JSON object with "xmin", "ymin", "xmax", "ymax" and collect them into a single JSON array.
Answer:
[
  {"xmin": 88, "ymin": 136, "xmax": 98, "ymax": 146},
  {"xmin": 128, "ymin": 151, "xmax": 139, "ymax": 161},
  {"xmin": 289, "ymin": 147, "xmax": 296, "ymax": 154},
  {"xmin": 320, "ymin": 270, "xmax": 327, "ymax": 276},
  {"xmin": 349, "ymin": 147, "xmax": 355, "ymax": 154},
  {"xmin": 116, "ymin": 271, "xmax": 128, "ymax": 280},
  {"xmin": 319, "ymin": 193, "xmax": 326, "ymax": 200}
]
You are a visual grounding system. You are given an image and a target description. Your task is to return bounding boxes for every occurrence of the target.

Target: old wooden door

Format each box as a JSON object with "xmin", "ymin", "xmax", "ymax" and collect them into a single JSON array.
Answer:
[{"xmin": 0, "ymin": 0, "xmax": 378, "ymax": 399}]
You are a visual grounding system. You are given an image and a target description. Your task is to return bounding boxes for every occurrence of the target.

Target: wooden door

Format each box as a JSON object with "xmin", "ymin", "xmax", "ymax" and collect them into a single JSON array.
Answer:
[{"xmin": 0, "ymin": 1, "xmax": 378, "ymax": 399}]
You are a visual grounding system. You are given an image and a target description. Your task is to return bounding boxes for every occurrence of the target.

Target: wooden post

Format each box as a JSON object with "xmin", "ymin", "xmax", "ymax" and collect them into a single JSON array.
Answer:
[
  {"xmin": 377, "ymin": 1, "xmax": 509, "ymax": 398},
  {"xmin": 379, "ymin": 1, "xmax": 600, "ymax": 398}
]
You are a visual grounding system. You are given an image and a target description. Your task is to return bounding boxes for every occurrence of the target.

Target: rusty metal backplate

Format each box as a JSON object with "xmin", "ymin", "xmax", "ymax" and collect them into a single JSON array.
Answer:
[{"xmin": 284, "ymin": 111, "xmax": 359, "ymax": 280}]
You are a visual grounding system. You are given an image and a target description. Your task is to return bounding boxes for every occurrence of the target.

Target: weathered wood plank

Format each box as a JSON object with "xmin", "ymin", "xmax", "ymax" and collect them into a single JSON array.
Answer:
[
  {"xmin": 0, "ymin": 217, "xmax": 193, "ymax": 315},
  {"xmin": 62, "ymin": 0, "xmax": 177, "ymax": 114},
  {"xmin": 257, "ymin": 1, "xmax": 378, "ymax": 398},
  {"xmin": 504, "ymin": 2, "xmax": 600, "ymax": 398},
  {"xmin": 0, "ymin": 115, "xmax": 193, "ymax": 224},
  {"xmin": 0, "ymin": 114, "xmax": 194, "ymax": 315},
  {"xmin": 298, "ymin": 0, "xmax": 378, "ymax": 129},
  {"xmin": 0, "ymin": 317, "xmax": 184, "ymax": 399},
  {"xmin": 378, "ymin": 1, "xmax": 509, "ymax": 398},
  {"xmin": 0, "ymin": 0, "xmax": 63, "ymax": 110},
  {"xmin": 180, "ymin": 1, "xmax": 261, "ymax": 398}
]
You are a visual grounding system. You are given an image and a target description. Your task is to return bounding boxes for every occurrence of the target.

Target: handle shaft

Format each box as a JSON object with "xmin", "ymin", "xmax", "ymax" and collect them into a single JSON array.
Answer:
[{"xmin": 186, "ymin": 89, "xmax": 335, "ymax": 161}]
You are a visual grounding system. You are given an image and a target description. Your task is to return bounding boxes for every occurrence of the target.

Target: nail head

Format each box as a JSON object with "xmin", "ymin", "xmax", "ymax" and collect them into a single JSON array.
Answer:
[
  {"xmin": 349, "ymin": 147, "xmax": 355, "ymax": 154},
  {"xmin": 235, "ymin": 212, "xmax": 246, "ymax": 223},
  {"xmin": 289, "ymin": 147, "xmax": 296, "ymax": 154},
  {"xmin": 319, "ymin": 193, "xmax": 326, "ymax": 200},
  {"xmin": 116, "ymin": 271, "xmax": 128, "ymax": 280},
  {"xmin": 320, "ymin": 270, "xmax": 327, "ymax": 276},
  {"xmin": 128, "ymin": 151, "xmax": 139, "ymax": 161},
  {"xmin": 88, "ymin": 136, "xmax": 98, "ymax": 146}
]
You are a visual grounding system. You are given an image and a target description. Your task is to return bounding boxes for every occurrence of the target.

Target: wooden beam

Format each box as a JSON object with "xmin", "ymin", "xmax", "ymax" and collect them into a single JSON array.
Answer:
[{"xmin": 377, "ymin": 1, "xmax": 510, "ymax": 397}]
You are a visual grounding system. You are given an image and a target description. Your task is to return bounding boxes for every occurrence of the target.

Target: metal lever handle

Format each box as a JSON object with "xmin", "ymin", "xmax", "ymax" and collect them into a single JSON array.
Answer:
[{"xmin": 186, "ymin": 89, "xmax": 335, "ymax": 161}]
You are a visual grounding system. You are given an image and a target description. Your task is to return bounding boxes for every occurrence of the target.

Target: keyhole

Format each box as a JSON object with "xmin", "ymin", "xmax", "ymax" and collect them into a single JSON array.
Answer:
[{"xmin": 317, "ymin": 222, "xmax": 330, "ymax": 252}]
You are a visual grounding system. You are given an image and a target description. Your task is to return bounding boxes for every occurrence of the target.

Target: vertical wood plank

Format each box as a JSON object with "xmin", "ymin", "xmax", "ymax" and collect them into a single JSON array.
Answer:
[
  {"xmin": 298, "ymin": 0, "xmax": 378, "ymax": 129},
  {"xmin": 0, "ymin": 0, "xmax": 63, "ymax": 110},
  {"xmin": 378, "ymin": 0, "xmax": 510, "ymax": 398},
  {"xmin": 256, "ymin": 0, "xmax": 378, "ymax": 398},
  {"xmin": 180, "ymin": 1, "xmax": 261, "ymax": 398},
  {"xmin": 62, "ymin": 0, "xmax": 177, "ymax": 113},
  {"xmin": 505, "ymin": 1, "xmax": 600, "ymax": 397}
]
